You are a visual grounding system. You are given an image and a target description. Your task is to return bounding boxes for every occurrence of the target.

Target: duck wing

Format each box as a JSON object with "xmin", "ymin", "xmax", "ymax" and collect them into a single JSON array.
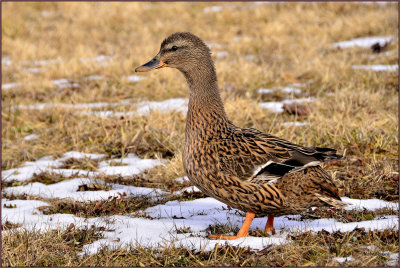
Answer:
[{"xmin": 216, "ymin": 126, "xmax": 342, "ymax": 184}]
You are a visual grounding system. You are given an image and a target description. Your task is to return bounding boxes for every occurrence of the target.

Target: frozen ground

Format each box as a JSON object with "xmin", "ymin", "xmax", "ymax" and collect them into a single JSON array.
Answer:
[{"xmin": 2, "ymin": 152, "xmax": 398, "ymax": 255}]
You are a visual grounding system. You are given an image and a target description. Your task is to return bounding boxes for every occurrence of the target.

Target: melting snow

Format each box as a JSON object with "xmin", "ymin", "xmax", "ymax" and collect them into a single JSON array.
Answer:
[
  {"xmin": 52, "ymin": 78, "xmax": 80, "ymax": 89},
  {"xmin": 215, "ymin": 51, "xmax": 229, "ymax": 58},
  {"xmin": 258, "ymin": 85, "xmax": 303, "ymax": 96},
  {"xmin": 91, "ymin": 98, "xmax": 189, "ymax": 118},
  {"xmin": 2, "ymin": 156, "xmax": 64, "ymax": 182},
  {"xmin": 258, "ymin": 88, "xmax": 275, "ymax": 94},
  {"xmin": 87, "ymin": 75, "xmax": 105, "ymax": 81},
  {"xmin": 2, "ymin": 82, "xmax": 22, "ymax": 90},
  {"xmin": 358, "ymin": 1, "xmax": 393, "ymax": 6},
  {"xmin": 135, "ymin": 98, "xmax": 188, "ymax": 116},
  {"xmin": 333, "ymin": 256, "xmax": 355, "ymax": 263},
  {"xmin": 173, "ymin": 186, "xmax": 201, "ymax": 195},
  {"xmin": 61, "ymin": 151, "xmax": 106, "ymax": 160},
  {"xmin": 382, "ymin": 251, "xmax": 399, "ymax": 266},
  {"xmin": 175, "ymin": 176, "xmax": 190, "ymax": 184},
  {"xmin": 14, "ymin": 55, "xmax": 111, "ymax": 67},
  {"xmin": 342, "ymin": 197, "xmax": 399, "ymax": 211},
  {"xmin": 123, "ymin": 75, "xmax": 146, "ymax": 82},
  {"xmin": 1, "ymin": 152, "xmax": 163, "ymax": 182},
  {"xmin": 4, "ymin": 178, "xmax": 166, "ymax": 202},
  {"xmin": 79, "ymin": 55, "xmax": 112, "ymax": 63},
  {"xmin": 12, "ymin": 99, "xmax": 134, "ymax": 111},
  {"xmin": 203, "ymin": 6, "xmax": 223, "ymax": 13},
  {"xmin": 2, "ymin": 189, "xmax": 398, "ymax": 255},
  {"xmin": 352, "ymin": 65, "xmax": 398, "ymax": 72},
  {"xmin": 98, "ymin": 153, "xmax": 166, "ymax": 177},
  {"xmin": 24, "ymin": 134, "xmax": 40, "ymax": 141},
  {"xmin": 2, "ymin": 152, "xmax": 103, "ymax": 182},
  {"xmin": 259, "ymin": 97, "xmax": 315, "ymax": 113},
  {"xmin": 41, "ymin": 11, "xmax": 54, "ymax": 17},
  {"xmin": 21, "ymin": 67, "xmax": 41, "ymax": 73},
  {"xmin": 2, "ymin": 199, "xmax": 106, "ymax": 233},
  {"xmin": 2, "ymin": 56, "xmax": 12, "ymax": 66},
  {"xmin": 332, "ymin": 36, "xmax": 394, "ymax": 49},
  {"xmin": 24, "ymin": 58, "xmax": 63, "ymax": 66},
  {"xmin": 282, "ymin": 122, "xmax": 310, "ymax": 127},
  {"xmin": 205, "ymin": 42, "xmax": 225, "ymax": 50},
  {"xmin": 281, "ymin": 87, "xmax": 302, "ymax": 94}
]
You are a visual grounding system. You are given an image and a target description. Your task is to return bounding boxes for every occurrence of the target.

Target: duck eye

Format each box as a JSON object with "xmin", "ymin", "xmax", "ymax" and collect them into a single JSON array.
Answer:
[{"xmin": 171, "ymin": 46, "xmax": 178, "ymax": 51}]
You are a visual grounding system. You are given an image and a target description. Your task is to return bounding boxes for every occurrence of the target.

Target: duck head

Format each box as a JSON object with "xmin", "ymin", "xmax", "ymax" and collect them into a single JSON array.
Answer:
[{"xmin": 135, "ymin": 32, "xmax": 212, "ymax": 73}]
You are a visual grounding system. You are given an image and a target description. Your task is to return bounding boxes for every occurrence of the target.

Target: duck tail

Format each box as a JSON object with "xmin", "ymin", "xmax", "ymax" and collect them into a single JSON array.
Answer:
[
  {"xmin": 314, "ymin": 147, "xmax": 343, "ymax": 162},
  {"xmin": 315, "ymin": 193, "xmax": 348, "ymax": 208}
]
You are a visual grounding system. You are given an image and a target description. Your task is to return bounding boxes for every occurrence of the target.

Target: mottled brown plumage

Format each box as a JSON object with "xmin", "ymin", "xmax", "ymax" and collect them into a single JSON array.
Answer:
[{"xmin": 136, "ymin": 32, "xmax": 346, "ymax": 239}]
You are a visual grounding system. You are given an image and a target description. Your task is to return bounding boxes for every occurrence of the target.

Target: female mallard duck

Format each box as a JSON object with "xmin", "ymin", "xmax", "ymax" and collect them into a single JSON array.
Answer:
[{"xmin": 136, "ymin": 32, "xmax": 346, "ymax": 240}]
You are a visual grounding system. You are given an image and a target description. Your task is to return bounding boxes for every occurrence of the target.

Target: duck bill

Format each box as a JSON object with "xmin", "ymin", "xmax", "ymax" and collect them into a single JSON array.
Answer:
[{"xmin": 135, "ymin": 52, "xmax": 167, "ymax": 72}]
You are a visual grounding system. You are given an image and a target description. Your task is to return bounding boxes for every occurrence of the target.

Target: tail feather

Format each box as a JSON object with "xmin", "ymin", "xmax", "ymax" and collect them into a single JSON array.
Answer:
[
  {"xmin": 315, "ymin": 193, "xmax": 348, "ymax": 208},
  {"xmin": 313, "ymin": 147, "xmax": 343, "ymax": 162}
]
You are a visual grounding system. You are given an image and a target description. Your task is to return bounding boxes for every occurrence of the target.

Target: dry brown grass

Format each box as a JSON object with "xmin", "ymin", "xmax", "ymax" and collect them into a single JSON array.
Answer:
[
  {"xmin": 2, "ymin": 1, "xmax": 398, "ymax": 266},
  {"xmin": 2, "ymin": 226, "xmax": 398, "ymax": 266}
]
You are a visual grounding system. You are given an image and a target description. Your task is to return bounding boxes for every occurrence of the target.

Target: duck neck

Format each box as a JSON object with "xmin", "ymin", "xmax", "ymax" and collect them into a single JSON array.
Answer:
[{"xmin": 180, "ymin": 60, "xmax": 228, "ymax": 125}]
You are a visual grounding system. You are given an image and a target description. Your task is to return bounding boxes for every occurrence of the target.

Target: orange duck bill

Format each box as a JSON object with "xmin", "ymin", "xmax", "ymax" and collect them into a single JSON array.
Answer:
[{"xmin": 135, "ymin": 52, "xmax": 167, "ymax": 72}]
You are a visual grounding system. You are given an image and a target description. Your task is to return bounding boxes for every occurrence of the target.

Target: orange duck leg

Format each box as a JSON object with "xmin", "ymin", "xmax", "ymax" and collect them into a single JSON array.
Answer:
[
  {"xmin": 209, "ymin": 212, "xmax": 255, "ymax": 240},
  {"xmin": 264, "ymin": 215, "xmax": 276, "ymax": 235}
]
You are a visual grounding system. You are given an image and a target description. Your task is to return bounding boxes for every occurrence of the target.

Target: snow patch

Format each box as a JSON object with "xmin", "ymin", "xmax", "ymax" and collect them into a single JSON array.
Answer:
[
  {"xmin": 136, "ymin": 98, "xmax": 188, "ymax": 116},
  {"xmin": 175, "ymin": 176, "xmax": 190, "ymax": 184},
  {"xmin": 123, "ymin": 75, "xmax": 146, "ymax": 83},
  {"xmin": 2, "ymin": 199, "xmax": 107, "ymax": 234},
  {"xmin": 87, "ymin": 75, "xmax": 105, "ymax": 81},
  {"xmin": 333, "ymin": 256, "xmax": 355, "ymax": 263},
  {"xmin": 382, "ymin": 251, "xmax": 399, "ymax": 266},
  {"xmin": 258, "ymin": 85, "xmax": 303, "ymax": 96},
  {"xmin": 52, "ymin": 78, "xmax": 80, "ymax": 89},
  {"xmin": 259, "ymin": 97, "xmax": 315, "ymax": 113},
  {"xmin": 24, "ymin": 134, "xmax": 40, "ymax": 141},
  {"xmin": 98, "ymin": 153, "xmax": 166, "ymax": 177},
  {"xmin": 173, "ymin": 186, "xmax": 201, "ymax": 195},
  {"xmin": 352, "ymin": 65, "xmax": 398, "ymax": 72},
  {"xmin": 61, "ymin": 151, "xmax": 106, "ymax": 160},
  {"xmin": 4, "ymin": 178, "xmax": 166, "ymax": 202},
  {"xmin": 215, "ymin": 51, "xmax": 229, "ymax": 58},
  {"xmin": 2, "ymin": 56, "xmax": 12, "ymax": 66},
  {"xmin": 282, "ymin": 122, "xmax": 310, "ymax": 127},
  {"xmin": 342, "ymin": 197, "xmax": 398, "ymax": 211},
  {"xmin": 281, "ymin": 87, "xmax": 302, "ymax": 94},
  {"xmin": 2, "ymin": 82, "xmax": 21, "ymax": 90},
  {"xmin": 22, "ymin": 67, "xmax": 41, "ymax": 73},
  {"xmin": 12, "ymin": 99, "xmax": 134, "ymax": 111},
  {"xmin": 2, "ymin": 194, "xmax": 398, "ymax": 255},
  {"xmin": 258, "ymin": 88, "xmax": 275, "ymax": 94},
  {"xmin": 2, "ymin": 156, "xmax": 63, "ymax": 182},
  {"xmin": 204, "ymin": 6, "xmax": 223, "ymax": 13},
  {"xmin": 2, "ymin": 152, "xmax": 104, "ymax": 182},
  {"xmin": 91, "ymin": 98, "xmax": 188, "ymax": 118},
  {"xmin": 332, "ymin": 36, "xmax": 394, "ymax": 49}
]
